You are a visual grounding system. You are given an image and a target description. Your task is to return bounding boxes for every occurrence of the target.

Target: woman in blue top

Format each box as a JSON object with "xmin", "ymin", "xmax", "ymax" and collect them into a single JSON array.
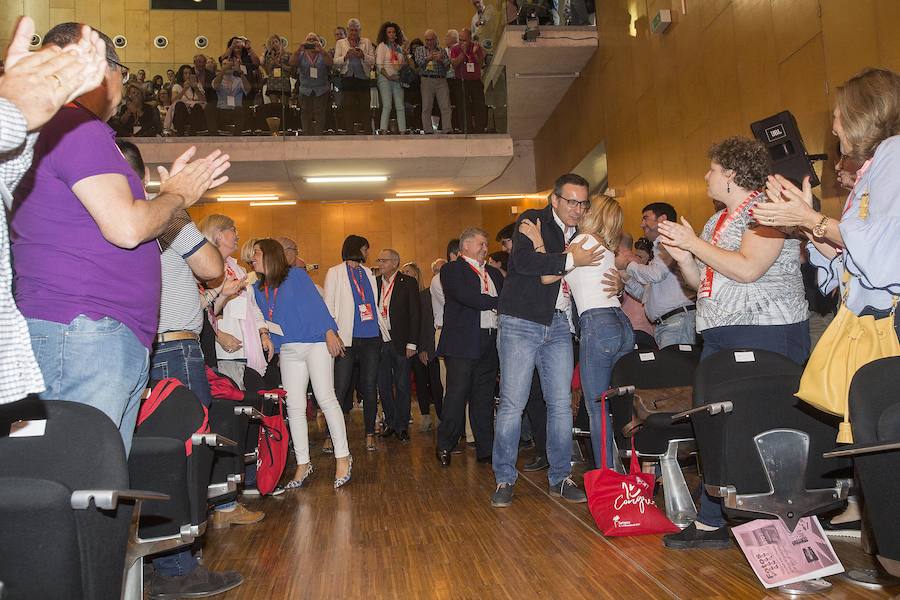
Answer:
[{"xmin": 252, "ymin": 239, "xmax": 352, "ymax": 490}]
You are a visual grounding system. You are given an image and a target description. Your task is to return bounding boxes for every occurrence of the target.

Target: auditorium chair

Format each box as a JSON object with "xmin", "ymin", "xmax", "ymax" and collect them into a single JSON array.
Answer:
[
  {"xmin": 0, "ymin": 398, "xmax": 165, "ymax": 600},
  {"xmin": 124, "ymin": 381, "xmax": 237, "ymax": 600},
  {"xmin": 824, "ymin": 357, "xmax": 900, "ymax": 587},
  {"xmin": 682, "ymin": 349, "xmax": 850, "ymax": 594},
  {"xmin": 632, "ymin": 330, "xmax": 658, "ymax": 351},
  {"xmin": 608, "ymin": 345, "xmax": 700, "ymax": 527}
]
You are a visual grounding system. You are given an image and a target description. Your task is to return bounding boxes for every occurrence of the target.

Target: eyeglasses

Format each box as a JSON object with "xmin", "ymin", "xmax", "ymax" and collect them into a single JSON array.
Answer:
[
  {"xmin": 108, "ymin": 58, "xmax": 130, "ymax": 83},
  {"xmin": 555, "ymin": 193, "xmax": 591, "ymax": 210},
  {"xmin": 375, "ymin": 257, "xmax": 395, "ymax": 263}
]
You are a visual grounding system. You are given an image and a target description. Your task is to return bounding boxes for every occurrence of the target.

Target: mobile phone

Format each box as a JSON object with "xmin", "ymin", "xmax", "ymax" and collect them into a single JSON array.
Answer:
[{"xmin": 303, "ymin": 42, "xmax": 315, "ymax": 50}]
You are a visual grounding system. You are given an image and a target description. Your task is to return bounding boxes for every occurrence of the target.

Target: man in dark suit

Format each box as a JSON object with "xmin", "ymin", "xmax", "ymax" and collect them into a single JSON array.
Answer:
[
  {"xmin": 376, "ymin": 248, "xmax": 421, "ymax": 441},
  {"xmin": 436, "ymin": 227, "xmax": 504, "ymax": 465},
  {"xmin": 490, "ymin": 173, "xmax": 607, "ymax": 508},
  {"xmin": 412, "ymin": 266, "xmax": 443, "ymax": 432}
]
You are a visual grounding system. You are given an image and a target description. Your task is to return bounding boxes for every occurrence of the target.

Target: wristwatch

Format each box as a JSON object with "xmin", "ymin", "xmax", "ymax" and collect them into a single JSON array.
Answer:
[{"xmin": 812, "ymin": 215, "xmax": 831, "ymax": 239}]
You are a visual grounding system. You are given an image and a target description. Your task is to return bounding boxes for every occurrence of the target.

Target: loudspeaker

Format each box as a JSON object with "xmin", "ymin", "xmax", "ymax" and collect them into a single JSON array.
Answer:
[
  {"xmin": 154, "ymin": 35, "xmax": 169, "ymax": 49},
  {"xmin": 113, "ymin": 35, "xmax": 127, "ymax": 48},
  {"xmin": 29, "ymin": 34, "xmax": 41, "ymax": 48},
  {"xmin": 195, "ymin": 35, "xmax": 208, "ymax": 49},
  {"xmin": 750, "ymin": 110, "xmax": 820, "ymax": 188}
]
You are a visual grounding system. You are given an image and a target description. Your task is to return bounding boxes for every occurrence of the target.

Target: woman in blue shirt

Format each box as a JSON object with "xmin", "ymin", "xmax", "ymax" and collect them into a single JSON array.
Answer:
[{"xmin": 252, "ymin": 239, "xmax": 352, "ymax": 489}]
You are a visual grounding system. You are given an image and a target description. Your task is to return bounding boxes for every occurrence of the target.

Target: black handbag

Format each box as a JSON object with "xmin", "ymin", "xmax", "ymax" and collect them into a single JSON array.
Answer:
[{"xmin": 399, "ymin": 64, "xmax": 418, "ymax": 87}]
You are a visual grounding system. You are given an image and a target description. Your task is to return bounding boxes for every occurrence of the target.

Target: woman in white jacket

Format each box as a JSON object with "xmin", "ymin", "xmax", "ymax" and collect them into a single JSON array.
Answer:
[{"xmin": 324, "ymin": 235, "xmax": 388, "ymax": 451}]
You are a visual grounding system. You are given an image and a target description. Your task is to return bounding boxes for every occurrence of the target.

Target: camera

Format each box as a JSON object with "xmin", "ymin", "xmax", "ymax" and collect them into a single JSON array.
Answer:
[{"xmin": 303, "ymin": 42, "xmax": 316, "ymax": 50}]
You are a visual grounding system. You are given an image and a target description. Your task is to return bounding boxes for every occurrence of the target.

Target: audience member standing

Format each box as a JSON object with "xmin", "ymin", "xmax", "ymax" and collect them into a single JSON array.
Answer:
[
  {"xmin": 219, "ymin": 36, "xmax": 261, "ymax": 106},
  {"xmin": 170, "ymin": 65, "xmax": 207, "ymax": 135},
  {"xmin": 0, "ymin": 17, "xmax": 106, "ymax": 407},
  {"xmin": 436, "ymin": 228, "xmax": 503, "ymax": 466},
  {"xmin": 334, "ymin": 18, "xmax": 375, "ymax": 134},
  {"xmin": 375, "ymin": 22, "xmax": 407, "ymax": 133},
  {"xmin": 252, "ymin": 239, "xmax": 353, "ymax": 489},
  {"xmin": 414, "ymin": 30, "xmax": 452, "ymax": 133},
  {"xmin": 11, "ymin": 22, "xmax": 230, "ymax": 451},
  {"xmin": 616, "ymin": 202, "xmax": 696, "ymax": 348},
  {"xmin": 376, "ymin": 248, "xmax": 420, "ymax": 441},
  {"xmin": 490, "ymin": 173, "xmax": 604, "ymax": 508},
  {"xmin": 206, "ymin": 57, "xmax": 251, "ymax": 134},
  {"xmin": 616, "ymin": 234, "xmax": 656, "ymax": 342},
  {"xmin": 292, "ymin": 33, "xmax": 332, "ymax": 135},
  {"xmin": 400, "ymin": 262, "xmax": 443, "ymax": 432},
  {"xmin": 449, "ymin": 28, "xmax": 487, "ymax": 133},
  {"xmin": 658, "ymin": 136, "xmax": 810, "ymax": 550},
  {"xmin": 471, "ymin": 0, "xmax": 502, "ymax": 55},
  {"xmin": 324, "ymin": 235, "xmax": 388, "ymax": 451}
]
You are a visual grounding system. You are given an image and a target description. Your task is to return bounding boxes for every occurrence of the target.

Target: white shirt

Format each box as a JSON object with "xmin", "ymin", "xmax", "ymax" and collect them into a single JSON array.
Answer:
[
  {"xmin": 461, "ymin": 256, "xmax": 498, "ymax": 329},
  {"xmin": 430, "ymin": 272, "xmax": 445, "ymax": 328},
  {"xmin": 551, "ymin": 209, "xmax": 577, "ymax": 312},
  {"xmin": 564, "ymin": 234, "xmax": 620, "ymax": 315}
]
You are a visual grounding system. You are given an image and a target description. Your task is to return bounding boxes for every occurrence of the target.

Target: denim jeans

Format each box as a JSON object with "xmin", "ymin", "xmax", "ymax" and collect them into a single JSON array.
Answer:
[
  {"xmin": 377, "ymin": 74, "xmax": 406, "ymax": 131},
  {"xmin": 378, "ymin": 342, "xmax": 412, "ymax": 432},
  {"xmin": 653, "ymin": 310, "xmax": 696, "ymax": 349},
  {"xmin": 27, "ymin": 315, "xmax": 149, "ymax": 453},
  {"xmin": 696, "ymin": 319, "xmax": 811, "ymax": 527},
  {"xmin": 493, "ymin": 312, "xmax": 574, "ymax": 486},
  {"xmin": 579, "ymin": 308, "xmax": 634, "ymax": 468},
  {"xmin": 150, "ymin": 339, "xmax": 213, "ymax": 407}
]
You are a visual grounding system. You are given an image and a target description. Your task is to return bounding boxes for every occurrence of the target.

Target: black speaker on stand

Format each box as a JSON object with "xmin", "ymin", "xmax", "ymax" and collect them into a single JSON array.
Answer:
[{"xmin": 750, "ymin": 110, "xmax": 825, "ymax": 188}]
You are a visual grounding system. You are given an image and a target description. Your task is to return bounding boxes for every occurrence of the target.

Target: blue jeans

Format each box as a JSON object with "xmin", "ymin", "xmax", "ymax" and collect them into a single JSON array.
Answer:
[
  {"xmin": 27, "ymin": 315, "xmax": 149, "ymax": 453},
  {"xmin": 378, "ymin": 342, "xmax": 411, "ymax": 432},
  {"xmin": 579, "ymin": 308, "xmax": 634, "ymax": 468},
  {"xmin": 653, "ymin": 310, "xmax": 696, "ymax": 349},
  {"xmin": 696, "ymin": 320, "xmax": 811, "ymax": 527},
  {"xmin": 377, "ymin": 74, "xmax": 406, "ymax": 131},
  {"xmin": 493, "ymin": 312, "xmax": 574, "ymax": 486},
  {"xmin": 150, "ymin": 339, "xmax": 213, "ymax": 407}
]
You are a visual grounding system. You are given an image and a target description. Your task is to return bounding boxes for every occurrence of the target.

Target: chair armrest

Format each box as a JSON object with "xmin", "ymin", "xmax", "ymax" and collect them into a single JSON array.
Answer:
[
  {"xmin": 671, "ymin": 401, "xmax": 733, "ymax": 422},
  {"xmin": 824, "ymin": 439, "xmax": 900, "ymax": 459},
  {"xmin": 191, "ymin": 433, "xmax": 237, "ymax": 447},
  {"xmin": 234, "ymin": 406, "xmax": 263, "ymax": 419},
  {"xmin": 71, "ymin": 489, "xmax": 169, "ymax": 510}
]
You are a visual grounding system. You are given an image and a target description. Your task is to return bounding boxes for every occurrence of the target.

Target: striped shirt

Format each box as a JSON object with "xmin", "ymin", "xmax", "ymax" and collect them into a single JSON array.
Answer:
[
  {"xmin": 158, "ymin": 210, "xmax": 208, "ymax": 334},
  {"xmin": 0, "ymin": 98, "xmax": 45, "ymax": 404}
]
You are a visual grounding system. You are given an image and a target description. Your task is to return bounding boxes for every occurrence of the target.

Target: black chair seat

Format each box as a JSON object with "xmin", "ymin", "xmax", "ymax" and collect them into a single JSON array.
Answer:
[{"xmin": 634, "ymin": 415, "xmax": 694, "ymax": 455}]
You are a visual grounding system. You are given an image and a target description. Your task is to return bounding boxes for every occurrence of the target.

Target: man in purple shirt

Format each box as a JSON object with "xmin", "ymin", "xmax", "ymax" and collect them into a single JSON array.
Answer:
[{"xmin": 11, "ymin": 22, "xmax": 230, "ymax": 452}]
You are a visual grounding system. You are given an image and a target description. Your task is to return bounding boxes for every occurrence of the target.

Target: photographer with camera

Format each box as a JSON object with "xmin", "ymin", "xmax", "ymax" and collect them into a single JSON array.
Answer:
[
  {"xmin": 291, "ymin": 32, "xmax": 332, "ymax": 136},
  {"xmin": 204, "ymin": 56, "xmax": 250, "ymax": 135},
  {"xmin": 333, "ymin": 18, "xmax": 375, "ymax": 134}
]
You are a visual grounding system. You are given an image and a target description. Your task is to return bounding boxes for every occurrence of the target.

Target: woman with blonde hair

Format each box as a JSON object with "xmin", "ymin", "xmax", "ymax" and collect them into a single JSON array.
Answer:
[
  {"xmin": 519, "ymin": 194, "xmax": 634, "ymax": 468},
  {"xmin": 198, "ymin": 214, "xmax": 272, "ymax": 387}
]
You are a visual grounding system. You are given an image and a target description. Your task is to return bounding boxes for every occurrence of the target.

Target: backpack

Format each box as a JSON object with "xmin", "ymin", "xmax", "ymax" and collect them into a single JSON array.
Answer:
[{"xmin": 137, "ymin": 378, "xmax": 210, "ymax": 456}]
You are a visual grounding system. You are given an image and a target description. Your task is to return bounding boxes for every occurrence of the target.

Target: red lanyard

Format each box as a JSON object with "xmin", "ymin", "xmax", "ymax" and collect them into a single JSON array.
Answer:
[
  {"xmin": 698, "ymin": 190, "xmax": 761, "ymax": 299},
  {"xmin": 263, "ymin": 285, "xmax": 278, "ymax": 320},
  {"xmin": 842, "ymin": 158, "xmax": 873, "ymax": 217},
  {"xmin": 466, "ymin": 260, "xmax": 490, "ymax": 293},
  {"xmin": 347, "ymin": 263, "xmax": 367, "ymax": 299},
  {"xmin": 380, "ymin": 274, "xmax": 396, "ymax": 304}
]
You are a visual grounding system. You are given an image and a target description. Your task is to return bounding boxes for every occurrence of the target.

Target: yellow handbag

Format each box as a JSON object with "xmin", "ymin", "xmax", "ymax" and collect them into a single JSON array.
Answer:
[{"xmin": 796, "ymin": 269, "xmax": 900, "ymax": 444}]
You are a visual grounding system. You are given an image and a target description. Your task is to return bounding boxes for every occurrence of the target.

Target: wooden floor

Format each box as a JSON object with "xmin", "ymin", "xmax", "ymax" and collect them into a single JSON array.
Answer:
[{"xmin": 203, "ymin": 411, "xmax": 894, "ymax": 599}]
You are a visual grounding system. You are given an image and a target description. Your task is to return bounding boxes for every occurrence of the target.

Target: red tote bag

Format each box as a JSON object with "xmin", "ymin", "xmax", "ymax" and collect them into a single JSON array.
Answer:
[
  {"xmin": 256, "ymin": 388, "xmax": 289, "ymax": 495},
  {"xmin": 583, "ymin": 390, "xmax": 680, "ymax": 537}
]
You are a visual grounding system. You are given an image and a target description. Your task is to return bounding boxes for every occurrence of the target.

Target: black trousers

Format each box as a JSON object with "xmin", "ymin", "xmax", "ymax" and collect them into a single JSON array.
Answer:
[
  {"xmin": 172, "ymin": 103, "xmax": 206, "ymax": 133},
  {"xmin": 459, "ymin": 79, "xmax": 487, "ymax": 133},
  {"xmin": 340, "ymin": 79, "xmax": 372, "ymax": 133},
  {"xmin": 378, "ymin": 342, "xmax": 411, "ymax": 432},
  {"xmin": 204, "ymin": 105, "xmax": 245, "ymax": 133},
  {"xmin": 437, "ymin": 330, "xmax": 498, "ymax": 459},
  {"xmin": 525, "ymin": 369, "xmax": 547, "ymax": 459},
  {"xmin": 334, "ymin": 336, "xmax": 381, "ymax": 434},
  {"xmin": 411, "ymin": 355, "xmax": 443, "ymax": 417}
]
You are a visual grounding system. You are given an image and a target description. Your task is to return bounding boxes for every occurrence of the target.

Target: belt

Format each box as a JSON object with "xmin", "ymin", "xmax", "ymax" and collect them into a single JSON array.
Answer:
[
  {"xmin": 155, "ymin": 331, "xmax": 199, "ymax": 344},
  {"xmin": 653, "ymin": 305, "xmax": 696, "ymax": 326},
  {"xmin": 554, "ymin": 309, "xmax": 568, "ymax": 315},
  {"xmin": 421, "ymin": 74, "xmax": 446, "ymax": 78}
]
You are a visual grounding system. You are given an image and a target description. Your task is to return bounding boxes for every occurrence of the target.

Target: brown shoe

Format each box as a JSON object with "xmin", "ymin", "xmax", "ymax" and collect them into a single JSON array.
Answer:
[{"xmin": 210, "ymin": 503, "xmax": 265, "ymax": 529}]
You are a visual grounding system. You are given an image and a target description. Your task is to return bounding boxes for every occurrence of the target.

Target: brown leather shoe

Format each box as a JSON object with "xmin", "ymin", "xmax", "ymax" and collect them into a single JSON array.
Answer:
[{"xmin": 210, "ymin": 503, "xmax": 265, "ymax": 529}]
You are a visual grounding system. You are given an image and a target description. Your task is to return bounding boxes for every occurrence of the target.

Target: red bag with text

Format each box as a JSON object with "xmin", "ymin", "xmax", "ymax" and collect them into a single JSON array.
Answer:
[
  {"xmin": 256, "ymin": 388, "xmax": 289, "ymax": 495},
  {"xmin": 583, "ymin": 390, "xmax": 679, "ymax": 537}
]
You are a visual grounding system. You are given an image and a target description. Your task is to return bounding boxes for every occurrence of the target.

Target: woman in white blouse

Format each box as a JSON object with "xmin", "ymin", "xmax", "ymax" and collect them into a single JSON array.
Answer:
[{"xmin": 520, "ymin": 195, "xmax": 634, "ymax": 468}]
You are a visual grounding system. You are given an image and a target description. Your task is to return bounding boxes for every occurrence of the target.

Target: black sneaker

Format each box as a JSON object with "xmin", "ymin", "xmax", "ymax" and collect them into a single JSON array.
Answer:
[
  {"xmin": 148, "ymin": 565, "xmax": 243, "ymax": 599},
  {"xmin": 523, "ymin": 456, "xmax": 549, "ymax": 472},
  {"xmin": 491, "ymin": 483, "xmax": 514, "ymax": 508},
  {"xmin": 549, "ymin": 477, "xmax": 587, "ymax": 503},
  {"xmin": 663, "ymin": 522, "xmax": 732, "ymax": 549}
]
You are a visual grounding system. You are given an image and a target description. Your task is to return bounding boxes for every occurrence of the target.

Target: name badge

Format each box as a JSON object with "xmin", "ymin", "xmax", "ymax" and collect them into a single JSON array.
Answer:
[
  {"xmin": 466, "ymin": 62, "xmax": 475, "ymax": 73},
  {"xmin": 265, "ymin": 321, "xmax": 284, "ymax": 337},
  {"xmin": 369, "ymin": 69, "xmax": 376, "ymax": 80},
  {"xmin": 273, "ymin": 67, "xmax": 282, "ymax": 77},
  {"xmin": 359, "ymin": 303, "xmax": 374, "ymax": 322},
  {"xmin": 240, "ymin": 64, "xmax": 247, "ymax": 74},
  {"xmin": 226, "ymin": 95, "xmax": 236, "ymax": 107},
  {"xmin": 309, "ymin": 66, "xmax": 318, "ymax": 78}
]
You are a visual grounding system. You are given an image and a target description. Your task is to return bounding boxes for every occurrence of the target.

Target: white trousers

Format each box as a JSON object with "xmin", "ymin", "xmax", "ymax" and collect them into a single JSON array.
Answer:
[{"xmin": 280, "ymin": 342, "xmax": 349, "ymax": 463}]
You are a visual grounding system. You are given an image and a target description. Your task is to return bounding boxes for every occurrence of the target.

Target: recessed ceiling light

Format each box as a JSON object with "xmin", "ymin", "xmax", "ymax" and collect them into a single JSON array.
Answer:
[
  {"xmin": 305, "ymin": 176, "xmax": 388, "ymax": 184},
  {"xmin": 476, "ymin": 194, "xmax": 529, "ymax": 201},
  {"xmin": 384, "ymin": 197, "xmax": 429, "ymax": 203},
  {"xmin": 249, "ymin": 200, "xmax": 297, "ymax": 207},
  {"xmin": 217, "ymin": 194, "xmax": 280, "ymax": 202},
  {"xmin": 394, "ymin": 190, "xmax": 454, "ymax": 197}
]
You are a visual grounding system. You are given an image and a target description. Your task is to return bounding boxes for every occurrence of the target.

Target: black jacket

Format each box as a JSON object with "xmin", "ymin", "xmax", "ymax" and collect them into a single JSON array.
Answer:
[
  {"xmin": 418, "ymin": 288, "xmax": 437, "ymax": 358},
  {"xmin": 377, "ymin": 272, "xmax": 421, "ymax": 355},
  {"xmin": 498, "ymin": 203, "xmax": 570, "ymax": 325},
  {"xmin": 437, "ymin": 258, "xmax": 504, "ymax": 360}
]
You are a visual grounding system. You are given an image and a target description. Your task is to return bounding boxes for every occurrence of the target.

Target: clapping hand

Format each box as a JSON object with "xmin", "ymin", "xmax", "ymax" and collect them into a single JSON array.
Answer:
[
  {"xmin": 657, "ymin": 217, "xmax": 698, "ymax": 252},
  {"xmin": 754, "ymin": 175, "xmax": 817, "ymax": 228},
  {"xmin": 157, "ymin": 146, "xmax": 231, "ymax": 209}
]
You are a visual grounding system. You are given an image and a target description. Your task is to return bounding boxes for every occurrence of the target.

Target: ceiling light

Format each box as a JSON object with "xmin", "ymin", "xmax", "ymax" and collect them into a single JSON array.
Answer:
[
  {"xmin": 384, "ymin": 197, "xmax": 429, "ymax": 203},
  {"xmin": 217, "ymin": 194, "xmax": 280, "ymax": 202},
  {"xmin": 514, "ymin": 71, "xmax": 580, "ymax": 79},
  {"xmin": 305, "ymin": 176, "xmax": 388, "ymax": 184},
  {"xmin": 250, "ymin": 200, "xmax": 297, "ymax": 207},
  {"xmin": 476, "ymin": 194, "xmax": 529, "ymax": 201},
  {"xmin": 394, "ymin": 190, "xmax": 454, "ymax": 197}
]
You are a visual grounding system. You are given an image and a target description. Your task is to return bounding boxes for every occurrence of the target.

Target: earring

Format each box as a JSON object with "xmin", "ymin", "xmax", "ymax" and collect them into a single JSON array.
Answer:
[{"xmin": 727, "ymin": 182, "xmax": 731, "ymax": 193}]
